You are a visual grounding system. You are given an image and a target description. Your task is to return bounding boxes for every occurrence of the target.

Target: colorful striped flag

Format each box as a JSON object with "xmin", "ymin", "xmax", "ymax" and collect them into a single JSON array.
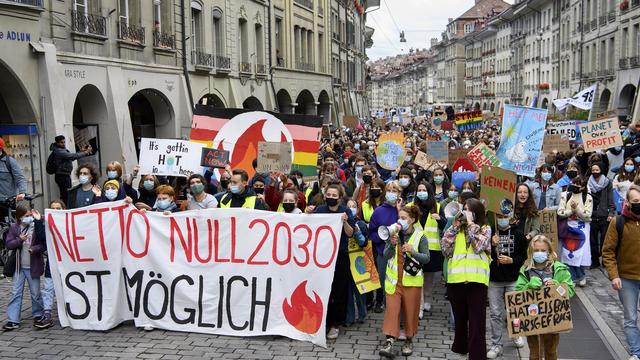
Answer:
[{"xmin": 190, "ymin": 106, "xmax": 322, "ymax": 179}]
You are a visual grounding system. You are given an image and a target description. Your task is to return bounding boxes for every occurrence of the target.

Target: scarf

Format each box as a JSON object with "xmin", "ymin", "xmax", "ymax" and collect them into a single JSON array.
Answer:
[
  {"xmin": 622, "ymin": 203, "xmax": 640, "ymax": 221},
  {"xmin": 588, "ymin": 175, "xmax": 609, "ymax": 194}
]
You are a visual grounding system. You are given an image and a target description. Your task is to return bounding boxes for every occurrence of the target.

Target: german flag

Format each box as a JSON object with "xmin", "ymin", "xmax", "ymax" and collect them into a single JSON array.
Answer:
[{"xmin": 190, "ymin": 106, "xmax": 322, "ymax": 178}]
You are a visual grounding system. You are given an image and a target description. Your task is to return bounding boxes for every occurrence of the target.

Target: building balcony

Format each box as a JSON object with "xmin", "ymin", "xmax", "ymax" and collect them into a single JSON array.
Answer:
[
  {"xmin": 118, "ymin": 20, "xmax": 145, "ymax": 44},
  {"xmin": 599, "ymin": 15, "xmax": 607, "ymax": 26},
  {"xmin": 590, "ymin": 19, "xmax": 598, "ymax": 30},
  {"xmin": 631, "ymin": 56, "xmax": 640, "ymax": 68},
  {"xmin": 153, "ymin": 30, "xmax": 175, "ymax": 49},
  {"xmin": 3, "ymin": 0, "xmax": 43, "ymax": 7},
  {"xmin": 332, "ymin": 77, "xmax": 342, "ymax": 86},
  {"xmin": 192, "ymin": 50, "xmax": 214, "ymax": 68},
  {"xmin": 256, "ymin": 63, "xmax": 267, "ymax": 76},
  {"xmin": 239, "ymin": 62, "xmax": 252, "ymax": 74},
  {"xmin": 295, "ymin": 61, "xmax": 315, "ymax": 72},
  {"xmin": 216, "ymin": 56, "xmax": 231, "ymax": 71},
  {"xmin": 609, "ymin": 10, "xmax": 617, "ymax": 22},
  {"xmin": 294, "ymin": 0, "xmax": 313, "ymax": 9},
  {"xmin": 71, "ymin": 10, "xmax": 107, "ymax": 37}
]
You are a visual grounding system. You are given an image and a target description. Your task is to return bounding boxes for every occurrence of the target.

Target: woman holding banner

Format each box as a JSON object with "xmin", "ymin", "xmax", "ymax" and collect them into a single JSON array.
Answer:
[
  {"xmin": 441, "ymin": 198, "xmax": 492, "ymax": 360},
  {"xmin": 378, "ymin": 205, "xmax": 430, "ymax": 358}
]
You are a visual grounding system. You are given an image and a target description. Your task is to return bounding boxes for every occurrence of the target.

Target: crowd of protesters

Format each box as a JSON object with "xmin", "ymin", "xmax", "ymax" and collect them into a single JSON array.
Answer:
[{"xmin": 1, "ymin": 113, "xmax": 640, "ymax": 360}]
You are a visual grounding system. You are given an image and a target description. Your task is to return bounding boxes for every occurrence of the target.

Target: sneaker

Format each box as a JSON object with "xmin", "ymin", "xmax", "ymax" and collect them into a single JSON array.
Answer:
[
  {"xmin": 374, "ymin": 303, "xmax": 384, "ymax": 313},
  {"xmin": 419, "ymin": 309, "xmax": 424, "ymax": 320},
  {"xmin": 326, "ymin": 327, "xmax": 339, "ymax": 340},
  {"xmin": 628, "ymin": 355, "xmax": 639, "ymax": 360},
  {"xmin": 33, "ymin": 316, "xmax": 45, "ymax": 325},
  {"xmin": 514, "ymin": 336, "xmax": 525, "ymax": 348},
  {"xmin": 2, "ymin": 322, "xmax": 18, "ymax": 331},
  {"xmin": 401, "ymin": 338, "xmax": 413, "ymax": 356},
  {"xmin": 578, "ymin": 278, "xmax": 587, "ymax": 287},
  {"xmin": 379, "ymin": 339, "xmax": 395, "ymax": 358},
  {"xmin": 34, "ymin": 317, "xmax": 54, "ymax": 329},
  {"xmin": 143, "ymin": 325, "xmax": 154, "ymax": 331},
  {"xmin": 487, "ymin": 345, "xmax": 503, "ymax": 358},
  {"xmin": 398, "ymin": 329, "xmax": 406, "ymax": 340},
  {"xmin": 423, "ymin": 302, "xmax": 432, "ymax": 312}
]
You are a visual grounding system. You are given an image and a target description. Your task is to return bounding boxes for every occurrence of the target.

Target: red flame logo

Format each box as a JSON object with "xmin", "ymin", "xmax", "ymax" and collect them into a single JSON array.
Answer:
[{"xmin": 282, "ymin": 281, "xmax": 323, "ymax": 334}]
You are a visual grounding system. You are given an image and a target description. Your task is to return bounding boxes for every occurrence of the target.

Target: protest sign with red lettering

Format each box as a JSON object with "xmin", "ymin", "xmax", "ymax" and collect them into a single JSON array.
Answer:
[
  {"xmin": 468, "ymin": 143, "xmax": 501, "ymax": 168},
  {"xmin": 480, "ymin": 166, "xmax": 517, "ymax": 214},
  {"xmin": 45, "ymin": 202, "xmax": 343, "ymax": 346},
  {"xmin": 578, "ymin": 117, "xmax": 623, "ymax": 152}
]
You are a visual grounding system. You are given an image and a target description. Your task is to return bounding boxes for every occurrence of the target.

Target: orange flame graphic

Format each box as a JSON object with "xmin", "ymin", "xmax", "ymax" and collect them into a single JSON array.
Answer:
[{"xmin": 282, "ymin": 281, "xmax": 323, "ymax": 334}]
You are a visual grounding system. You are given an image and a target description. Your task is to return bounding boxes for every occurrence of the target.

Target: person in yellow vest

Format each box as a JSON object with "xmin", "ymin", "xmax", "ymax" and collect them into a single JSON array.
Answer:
[
  {"xmin": 441, "ymin": 198, "xmax": 492, "ymax": 360},
  {"xmin": 413, "ymin": 181, "xmax": 447, "ymax": 319},
  {"xmin": 378, "ymin": 205, "xmax": 430, "ymax": 358},
  {"xmin": 218, "ymin": 169, "xmax": 267, "ymax": 209},
  {"xmin": 280, "ymin": 189, "xmax": 302, "ymax": 214}
]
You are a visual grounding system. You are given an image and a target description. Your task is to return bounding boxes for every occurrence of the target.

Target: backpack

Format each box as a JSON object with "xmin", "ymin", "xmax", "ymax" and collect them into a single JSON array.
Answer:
[
  {"xmin": 615, "ymin": 215, "xmax": 625, "ymax": 255},
  {"xmin": 46, "ymin": 151, "xmax": 56, "ymax": 175}
]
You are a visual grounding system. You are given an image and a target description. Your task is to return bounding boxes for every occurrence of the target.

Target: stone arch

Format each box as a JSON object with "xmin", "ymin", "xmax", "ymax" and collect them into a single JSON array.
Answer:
[
  {"xmin": 599, "ymin": 88, "xmax": 611, "ymax": 112},
  {"xmin": 295, "ymin": 90, "xmax": 316, "ymax": 115},
  {"xmin": 0, "ymin": 59, "xmax": 37, "ymax": 124},
  {"xmin": 619, "ymin": 84, "xmax": 636, "ymax": 118},
  {"xmin": 198, "ymin": 93, "xmax": 226, "ymax": 108},
  {"xmin": 128, "ymin": 88, "xmax": 175, "ymax": 156},
  {"xmin": 317, "ymin": 90, "xmax": 331, "ymax": 124},
  {"xmin": 73, "ymin": 84, "xmax": 109, "ymax": 169},
  {"xmin": 541, "ymin": 98, "xmax": 549, "ymax": 109},
  {"xmin": 490, "ymin": 102, "xmax": 495, "ymax": 112},
  {"xmin": 276, "ymin": 89, "xmax": 293, "ymax": 114},
  {"xmin": 474, "ymin": 102, "xmax": 480, "ymax": 110},
  {"xmin": 242, "ymin": 96, "xmax": 264, "ymax": 110}
]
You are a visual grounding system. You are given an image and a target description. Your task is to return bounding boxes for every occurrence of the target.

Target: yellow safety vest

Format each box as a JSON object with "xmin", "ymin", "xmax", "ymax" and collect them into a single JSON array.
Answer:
[
  {"xmin": 305, "ymin": 187, "xmax": 313, "ymax": 203},
  {"xmin": 220, "ymin": 193, "xmax": 257, "ymax": 209},
  {"xmin": 361, "ymin": 200, "xmax": 374, "ymax": 223},
  {"xmin": 423, "ymin": 203, "xmax": 441, "ymax": 251},
  {"xmin": 446, "ymin": 228, "xmax": 490, "ymax": 286},
  {"xmin": 276, "ymin": 203, "xmax": 284, "ymax": 212},
  {"xmin": 384, "ymin": 225, "xmax": 425, "ymax": 295}
]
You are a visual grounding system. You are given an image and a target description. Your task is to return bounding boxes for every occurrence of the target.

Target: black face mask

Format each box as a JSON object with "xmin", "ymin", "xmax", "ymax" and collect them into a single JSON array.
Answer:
[
  {"xmin": 220, "ymin": 180, "xmax": 229, "ymax": 189},
  {"xmin": 325, "ymin": 197, "xmax": 339, "ymax": 207},
  {"xmin": 254, "ymin": 188, "xmax": 264, "ymax": 195},
  {"xmin": 370, "ymin": 189, "xmax": 382, "ymax": 198},
  {"xmin": 566, "ymin": 170, "xmax": 578, "ymax": 179},
  {"xmin": 363, "ymin": 175, "xmax": 373, "ymax": 184},
  {"xmin": 556, "ymin": 164, "xmax": 566, "ymax": 171},
  {"xmin": 592, "ymin": 172, "xmax": 602, "ymax": 178},
  {"xmin": 283, "ymin": 202, "xmax": 296, "ymax": 213},
  {"xmin": 569, "ymin": 185, "xmax": 582, "ymax": 194}
]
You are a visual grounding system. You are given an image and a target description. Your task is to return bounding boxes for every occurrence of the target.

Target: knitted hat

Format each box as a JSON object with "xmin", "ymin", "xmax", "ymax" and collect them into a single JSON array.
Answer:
[{"xmin": 104, "ymin": 180, "xmax": 120, "ymax": 190}]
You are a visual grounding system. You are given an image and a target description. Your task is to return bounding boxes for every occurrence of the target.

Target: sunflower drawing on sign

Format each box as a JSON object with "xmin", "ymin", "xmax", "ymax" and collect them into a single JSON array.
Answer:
[{"xmin": 376, "ymin": 132, "xmax": 405, "ymax": 170}]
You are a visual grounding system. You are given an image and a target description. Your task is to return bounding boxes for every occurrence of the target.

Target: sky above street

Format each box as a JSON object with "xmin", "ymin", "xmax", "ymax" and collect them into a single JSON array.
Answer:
[{"xmin": 366, "ymin": 0, "xmax": 514, "ymax": 61}]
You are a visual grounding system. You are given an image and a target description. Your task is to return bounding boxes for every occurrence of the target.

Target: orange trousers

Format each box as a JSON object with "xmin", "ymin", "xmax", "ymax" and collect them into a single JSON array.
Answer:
[{"xmin": 382, "ymin": 284, "xmax": 422, "ymax": 338}]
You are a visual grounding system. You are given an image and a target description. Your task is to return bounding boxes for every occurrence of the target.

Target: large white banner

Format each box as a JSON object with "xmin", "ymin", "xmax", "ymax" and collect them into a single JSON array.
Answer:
[
  {"xmin": 138, "ymin": 138, "xmax": 204, "ymax": 177},
  {"xmin": 552, "ymin": 84, "xmax": 596, "ymax": 111},
  {"xmin": 45, "ymin": 202, "xmax": 343, "ymax": 346}
]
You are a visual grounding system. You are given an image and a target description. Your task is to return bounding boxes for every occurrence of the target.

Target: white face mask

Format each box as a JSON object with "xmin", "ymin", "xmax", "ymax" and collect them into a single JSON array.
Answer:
[{"xmin": 105, "ymin": 189, "xmax": 118, "ymax": 200}]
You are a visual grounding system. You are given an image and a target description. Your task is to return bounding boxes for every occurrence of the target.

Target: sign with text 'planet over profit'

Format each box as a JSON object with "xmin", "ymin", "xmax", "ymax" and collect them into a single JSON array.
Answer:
[{"xmin": 578, "ymin": 117, "xmax": 623, "ymax": 152}]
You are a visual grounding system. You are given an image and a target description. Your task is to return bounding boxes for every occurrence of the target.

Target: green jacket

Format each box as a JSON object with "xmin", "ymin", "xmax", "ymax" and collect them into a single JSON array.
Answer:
[{"xmin": 515, "ymin": 261, "xmax": 575, "ymax": 298}]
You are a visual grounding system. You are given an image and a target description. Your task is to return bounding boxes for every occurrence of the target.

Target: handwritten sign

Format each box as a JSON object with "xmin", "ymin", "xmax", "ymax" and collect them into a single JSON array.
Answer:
[
  {"xmin": 539, "ymin": 210, "xmax": 559, "ymax": 251},
  {"xmin": 375, "ymin": 132, "xmax": 405, "ymax": 170},
  {"xmin": 448, "ymin": 149, "xmax": 468, "ymax": 170},
  {"xmin": 468, "ymin": 143, "xmax": 501, "ymax": 168},
  {"xmin": 496, "ymin": 105, "xmax": 548, "ymax": 177},
  {"xmin": 414, "ymin": 151, "xmax": 432, "ymax": 169},
  {"xmin": 546, "ymin": 120, "xmax": 587, "ymax": 145},
  {"xmin": 506, "ymin": 284, "xmax": 573, "ymax": 337},
  {"xmin": 139, "ymin": 138, "xmax": 204, "ymax": 177},
  {"xmin": 200, "ymin": 148, "xmax": 229, "ymax": 168},
  {"xmin": 376, "ymin": 117, "xmax": 388, "ymax": 127},
  {"xmin": 542, "ymin": 134, "xmax": 570, "ymax": 155},
  {"xmin": 257, "ymin": 142, "xmax": 293, "ymax": 173},
  {"xmin": 343, "ymin": 115, "xmax": 358, "ymax": 129},
  {"xmin": 426, "ymin": 141, "xmax": 449, "ymax": 162},
  {"xmin": 578, "ymin": 117, "xmax": 623, "ymax": 152},
  {"xmin": 480, "ymin": 166, "xmax": 517, "ymax": 214}
]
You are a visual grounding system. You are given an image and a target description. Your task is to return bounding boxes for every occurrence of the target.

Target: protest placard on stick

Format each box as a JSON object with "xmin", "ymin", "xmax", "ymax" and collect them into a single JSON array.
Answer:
[
  {"xmin": 578, "ymin": 117, "xmax": 623, "ymax": 152},
  {"xmin": 257, "ymin": 142, "xmax": 292, "ymax": 173},
  {"xmin": 200, "ymin": 148, "xmax": 229, "ymax": 168},
  {"xmin": 413, "ymin": 150, "xmax": 432, "ymax": 169},
  {"xmin": 538, "ymin": 210, "xmax": 559, "ymax": 251},
  {"xmin": 542, "ymin": 134, "xmax": 570, "ymax": 154},
  {"xmin": 480, "ymin": 166, "xmax": 517, "ymax": 214},
  {"xmin": 426, "ymin": 141, "xmax": 449, "ymax": 162},
  {"xmin": 506, "ymin": 284, "xmax": 573, "ymax": 337},
  {"xmin": 343, "ymin": 115, "xmax": 358, "ymax": 129},
  {"xmin": 139, "ymin": 138, "xmax": 204, "ymax": 177},
  {"xmin": 468, "ymin": 143, "xmax": 501, "ymax": 168}
]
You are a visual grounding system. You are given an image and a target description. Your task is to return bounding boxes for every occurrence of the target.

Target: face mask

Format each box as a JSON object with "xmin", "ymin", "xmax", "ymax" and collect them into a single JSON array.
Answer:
[
  {"xmin": 107, "ymin": 170, "xmax": 118, "ymax": 179},
  {"xmin": 462, "ymin": 189, "xmax": 473, "ymax": 194},
  {"xmin": 230, "ymin": 185, "xmax": 241, "ymax": 194},
  {"xmin": 21, "ymin": 216, "xmax": 34, "ymax": 225},
  {"xmin": 156, "ymin": 199, "xmax": 171, "ymax": 210},
  {"xmin": 143, "ymin": 180, "xmax": 155, "ymax": 191},
  {"xmin": 405, "ymin": 155, "xmax": 412, "ymax": 162},
  {"xmin": 592, "ymin": 172, "xmax": 602, "ymax": 178},
  {"xmin": 556, "ymin": 164, "xmax": 566, "ymax": 171},
  {"xmin": 325, "ymin": 197, "xmax": 338, "ymax": 207},
  {"xmin": 253, "ymin": 187, "xmax": 264, "ymax": 195},
  {"xmin": 349, "ymin": 207, "xmax": 357, "ymax": 216},
  {"xmin": 624, "ymin": 164, "xmax": 635, "ymax": 173},
  {"xmin": 569, "ymin": 185, "xmax": 581, "ymax": 194},
  {"xmin": 191, "ymin": 183, "xmax": 205, "ymax": 194},
  {"xmin": 398, "ymin": 219, "xmax": 410, "ymax": 231},
  {"xmin": 566, "ymin": 170, "xmax": 578, "ymax": 179},
  {"xmin": 354, "ymin": 144, "xmax": 360, "ymax": 151},
  {"xmin": 497, "ymin": 218, "xmax": 510, "ymax": 229},
  {"xmin": 283, "ymin": 202, "xmax": 296, "ymax": 213},
  {"xmin": 344, "ymin": 159, "xmax": 349, "ymax": 165},
  {"xmin": 631, "ymin": 203, "xmax": 640, "ymax": 215},
  {"xmin": 448, "ymin": 191, "xmax": 459, "ymax": 199},
  {"xmin": 220, "ymin": 180, "xmax": 229, "ymax": 189},
  {"xmin": 541, "ymin": 172, "xmax": 552, "ymax": 182},
  {"xmin": 370, "ymin": 189, "xmax": 382, "ymax": 198},
  {"xmin": 79, "ymin": 175, "xmax": 90, "ymax": 185},
  {"xmin": 533, "ymin": 251, "xmax": 548, "ymax": 264},
  {"xmin": 416, "ymin": 191, "xmax": 429, "ymax": 201},
  {"xmin": 434, "ymin": 175, "xmax": 444, "ymax": 185},
  {"xmin": 105, "ymin": 189, "xmax": 118, "ymax": 200},
  {"xmin": 385, "ymin": 192, "xmax": 398, "ymax": 204},
  {"xmin": 362, "ymin": 175, "xmax": 373, "ymax": 184},
  {"xmin": 399, "ymin": 178, "xmax": 410, "ymax": 188},
  {"xmin": 355, "ymin": 166, "xmax": 363, "ymax": 175}
]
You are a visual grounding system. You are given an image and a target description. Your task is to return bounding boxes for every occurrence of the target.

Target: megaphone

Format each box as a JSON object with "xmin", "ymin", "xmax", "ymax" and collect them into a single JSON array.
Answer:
[
  {"xmin": 378, "ymin": 223, "xmax": 402, "ymax": 241},
  {"xmin": 444, "ymin": 202, "xmax": 462, "ymax": 219}
]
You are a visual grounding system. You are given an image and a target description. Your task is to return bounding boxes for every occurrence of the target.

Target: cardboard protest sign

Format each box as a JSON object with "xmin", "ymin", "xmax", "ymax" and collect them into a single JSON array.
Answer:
[
  {"xmin": 413, "ymin": 150, "xmax": 432, "ymax": 169},
  {"xmin": 542, "ymin": 134, "xmax": 570, "ymax": 155},
  {"xmin": 496, "ymin": 105, "xmax": 548, "ymax": 177},
  {"xmin": 348, "ymin": 239, "xmax": 381, "ymax": 294},
  {"xmin": 321, "ymin": 124, "xmax": 330, "ymax": 139},
  {"xmin": 468, "ymin": 143, "xmax": 501, "ymax": 168},
  {"xmin": 343, "ymin": 115, "xmax": 358, "ymax": 129},
  {"xmin": 546, "ymin": 120, "xmax": 587, "ymax": 145},
  {"xmin": 448, "ymin": 149, "xmax": 468, "ymax": 170},
  {"xmin": 539, "ymin": 210, "xmax": 559, "ymax": 251},
  {"xmin": 257, "ymin": 141, "xmax": 293, "ymax": 173},
  {"xmin": 45, "ymin": 202, "xmax": 343, "ymax": 346},
  {"xmin": 506, "ymin": 284, "xmax": 573, "ymax": 337},
  {"xmin": 578, "ymin": 117, "xmax": 623, "ymax": 152},
  {"xmin": 426, "ymin": 141, "xmax": 449, "ymax": 162},
  {"xmin": 376, "ymin": 117, "xmax": 388, "ymax": 127},
  {"xmin": 139, "ymin": 138, "xmax": 204, "ymax": 177},
  {"xmin": 200, "ymin": 148, "xmax": 229, "ymax": 168},
  {"xmin": 375, "ymin": 132, "xmax": 405, "ymax": 170},
  {"xmin": 480, "ymin": 166, "xmax": 517, "ymax": 214}
]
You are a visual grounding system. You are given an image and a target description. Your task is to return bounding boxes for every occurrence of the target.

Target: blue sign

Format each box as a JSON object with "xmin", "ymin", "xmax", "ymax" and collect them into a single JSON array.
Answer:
[{"xmin": 496, "ymin": 105, "xmax": 548, "ymax": 177}]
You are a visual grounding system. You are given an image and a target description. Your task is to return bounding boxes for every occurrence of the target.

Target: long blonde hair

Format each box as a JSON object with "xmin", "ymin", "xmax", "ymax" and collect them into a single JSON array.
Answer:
[{"xmin": 524, "ymin": 235, "xmax": 557, "ymax": 270}]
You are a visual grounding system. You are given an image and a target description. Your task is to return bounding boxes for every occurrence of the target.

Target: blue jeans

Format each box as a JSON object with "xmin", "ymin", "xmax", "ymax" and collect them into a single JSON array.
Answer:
[
  {"xmin": 7, "ymin": 268, "xmax": 43, "ymax": 323},
  {"xmin": 619, "ymin": 278, "xmax": 640, "ymax": 356},
  {"xmin": 488, "ymin": 281, "xmax": 516, "ymax": 346},
  {"xmin": 346, "ymin": 280, "xmax": 367, "ymax": 324},
  {"xmin": 42, "ymin": 277, "xmax": 55, "ymax": 314},
  {"xmin": 567, "ymin": 265, "xmax": 585, "ymax": 282},
  {"xmin": 376, "ymin": 253, "xmax": 387, "ymax": 305}
]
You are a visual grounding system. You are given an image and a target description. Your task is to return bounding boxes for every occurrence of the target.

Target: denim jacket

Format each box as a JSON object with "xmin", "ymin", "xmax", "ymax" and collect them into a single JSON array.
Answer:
[{"xmin": 532, "ymin": 182, "xmax": 562, "ymax": 210}]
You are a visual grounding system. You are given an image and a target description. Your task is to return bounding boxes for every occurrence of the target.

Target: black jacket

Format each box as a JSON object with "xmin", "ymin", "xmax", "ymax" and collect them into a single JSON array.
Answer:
[
  {"xmin": 218, "ymin": 188, "xmax": 267, "ymax": 210},
  {"xmin": 50, "ymin": 143, "xmax": 90, "ymax": 176}
]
